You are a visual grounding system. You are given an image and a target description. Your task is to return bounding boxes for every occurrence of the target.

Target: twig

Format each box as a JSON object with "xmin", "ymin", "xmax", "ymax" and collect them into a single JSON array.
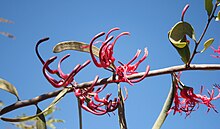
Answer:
[{"xmin": 1, "ymin": 64, "xmax": 220, "ymax": 116}]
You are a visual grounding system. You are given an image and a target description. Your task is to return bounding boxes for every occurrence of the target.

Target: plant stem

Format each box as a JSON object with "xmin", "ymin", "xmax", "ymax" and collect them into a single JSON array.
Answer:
[
  {"xmin": 77, "ymin": 98, "xmax": 83, "ymax": 129},
  {"xmin": 187, "ymin": 2, "xmax": 218, "ymax": 66},
  {"xmin": 1, "ymin": 64, "xmax": 220, "ymax": 116}
]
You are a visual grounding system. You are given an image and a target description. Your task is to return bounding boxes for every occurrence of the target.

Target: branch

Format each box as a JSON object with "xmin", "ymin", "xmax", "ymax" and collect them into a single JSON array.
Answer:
[{"xmin": 1, "ymin": 64, "xmax": 220, "ymax": 116}]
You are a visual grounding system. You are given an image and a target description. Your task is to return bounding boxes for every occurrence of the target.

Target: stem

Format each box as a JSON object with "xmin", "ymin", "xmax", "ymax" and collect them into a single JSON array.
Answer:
[
  {"xmin": 187, "ymin": 3, "xmax": 218, "ymax": 66},
  {"xmin": 152, "ymin": 74, "xmax": 175, "ymax": 129},
  {"xmin": 77, "ymin": 98, "xmax": 83, "ymax": 129},
  {"xmin": 1, "ymin": 64, "xmax": 220, "ymax": 116},
  {"xmin": 118, "ymin": 84, "xmax": 127, "ymax": 129}
]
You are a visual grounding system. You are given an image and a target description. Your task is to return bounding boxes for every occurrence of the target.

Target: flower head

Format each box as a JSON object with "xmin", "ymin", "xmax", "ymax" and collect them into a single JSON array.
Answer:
[
  {"xmin": 89, "ymin": 27, "xmax": 130, "ymax": 69},
  {"xmin": 169, "ymin": 73, "xmax": 220, "ymax": 117},
  {"xmin": 36, "ymin": 38, "xmax": 90, "ymax": 88},
  {"xmin": 115, "ymin": 48, "xmax": 150, "ymax": 85}
]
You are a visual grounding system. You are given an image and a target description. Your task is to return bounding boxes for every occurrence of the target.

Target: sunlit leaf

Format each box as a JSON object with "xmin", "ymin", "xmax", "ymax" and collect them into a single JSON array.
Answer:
[
  {"xmin": 53, "ymin": 41, "xmax": 100, "ymax": 57},
  {"xmin": 169, "ymin": 21, "xmax": 196, "ymax": 48},
  {"xmin": 168, "ymin": 31, "xmax": 191, "ymax": 64},
  {"xmin": 0, "ymin": 78, "xmax": 19, "ymax": 100},
  {"xmin": 36, "ymin": 106, "xmax": 47, "ymax": 129},
  {"xmin": 216, "ymin": 11, "xmax": 220, "ymax": 21},
  {"xmin": 205, "ymin": 0, "xmax": 213, "ymax": 16},
  {"xmin": 0, "ymin": 100, "xmax": 4, "ymax": 107},
  {"xmin": 201, "ymin": 38, "xmax": 214, "ymax": 53},
  {"xmin": 1, "ymin": 87, "xmax": 69, "ymax": 122}
]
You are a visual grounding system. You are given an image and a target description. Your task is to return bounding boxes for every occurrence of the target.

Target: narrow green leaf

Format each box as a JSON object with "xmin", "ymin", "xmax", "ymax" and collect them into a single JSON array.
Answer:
[
  {"xmin": 0, "ymin": 78, "xmax": 19, "ymax": 100},
  {"xmin": 169, "ymin": 21, "xmax": 196, "ymax": 48},
  {"xmin": 205, "ymin": 0, "xmax": 213, "ymax": 16},
  {"xmin": 1, "ymin": 87, "xmax": 69, "ymax": 122},
  {"xmin": 53, "ymin": 41, "xmax": 100, "ymax": 57},
  {"xmin": 36, "ymin": 105, "xmax": 47, "ymax": 129},
  {"xmin": 201, "ymin": 38, "xmax": 214, "ymax": 53},
  {"xmin": 216, "ymin": 11, "xmax": 220, "ymax": 21},
  {"xmin": 152, "ymin": 74, "xmax": 175, "ymax": 129}
]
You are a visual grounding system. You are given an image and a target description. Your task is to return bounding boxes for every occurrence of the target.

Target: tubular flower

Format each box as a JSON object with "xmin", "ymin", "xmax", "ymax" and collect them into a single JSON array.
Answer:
[
  {"xmin": 43, "ymin": 56, "xmax": 90, "ymax": 88},
  {"xmin": 211, "ymin": 46, "xmax": 220, "ymax": 58},
  {"xmin": 35, "ymin": 37, "xmax": 90, "ymax": 88},
  {"xmin": 169, "ymin": 73, "xmax": 220, "ymax": 117},
  {"xmin": 89, "ymin": 27, "xmax": 130, "ymax": 69},
  {"xmin": 115, "ymin": 48, "xmax": 150, "ymax": 85},
  {"xmin": 74, "ymin": 76, "xmax": 120, "ymax": 115}
]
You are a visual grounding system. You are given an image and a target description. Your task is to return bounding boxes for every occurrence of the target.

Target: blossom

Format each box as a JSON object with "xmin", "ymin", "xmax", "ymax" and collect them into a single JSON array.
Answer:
[
  {"xmin": 90, "ymin": 28, "xmax": 150, "ymax": 85},
  {"xmin": 74, "ymin": 76, "xmax": 120, "ymax": 115},
  {"xmin": 89, "ymin": 27, "xmax": 130, "ymax": 69},
  {"xmin": 169, "ymin": 73, "xmax": 220, "ymax": 117},
  {"xmin": 35, "ymin": 37, "xmax": 90, "ymax": 88},
  {"xmin": 115, "ymin": 48, "xmax": 150, "ymax": 85},
  {"xmin": 43, "ymin": 55, "xmax": 90, "ymax": 88},
  {"xmin": 211, "ymin": 46, "xmax": 220, "ymax": 58}
]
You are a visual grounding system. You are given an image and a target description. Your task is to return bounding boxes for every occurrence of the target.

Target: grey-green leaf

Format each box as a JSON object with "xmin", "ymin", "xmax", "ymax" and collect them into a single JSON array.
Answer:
[
  {"xmin": 53, "ymin": 41, "xmax": 100, "ymax": 57},
  {"xmin": 201, "ymin": 38, "xmax": 214, "ymax": 53},
  {"xmin": 205, "ymin": 0, "xmax": 213, "ymax": 16},
  {"xmin": 1, "ymin": 88, "xmax": 69, "ymax": 122},
  {"xmin": 0, "ymin": 78, "xmax": 19, "ymax": 100},
  {"xmin": 169, "ymin": 21, "xmax": 196, "ymax": 48},
  {"xmin": 36, "ymin": 106, "xmax": 47, "ymax": 129}
]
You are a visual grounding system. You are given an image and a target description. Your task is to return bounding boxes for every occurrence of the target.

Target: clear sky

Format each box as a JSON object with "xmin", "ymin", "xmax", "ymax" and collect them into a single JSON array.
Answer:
[{"xmin": 0, "ymin": 0, "xmax": 220, "ymax": 129}]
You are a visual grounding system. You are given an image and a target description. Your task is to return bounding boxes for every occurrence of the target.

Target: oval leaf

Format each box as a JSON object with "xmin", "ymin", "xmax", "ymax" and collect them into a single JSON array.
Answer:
[
  {"xmin": 0, "ymin": 87, "xmax": 69, "ymax": 122},
  {"xmin": 169, "ymin": 21, "xmax": 196, "ymax": 48},
  {"xmin": 205, "ymin": 0, "xmax": 213, "ymax": 16},
  {"xmin": 53, "ymin": 41, "xmax": 100, "ymax": 57},
  {"xmin": 201, "ymin": 38, "xmax": 214, "ymax": 53},
  {"xmin": 0, "ymin": 78, "xmax": 19, "ymax": 100},
  {"xmin": 36, "ymin": 106, "xmax": 47, "ymax": 129}
]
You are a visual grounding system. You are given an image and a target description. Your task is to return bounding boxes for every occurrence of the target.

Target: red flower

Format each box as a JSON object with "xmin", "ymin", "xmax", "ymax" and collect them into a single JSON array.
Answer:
[
  {"xmin": 211, "ymin": 46, "xmax": 220, "ymax": 58},
  {"xmin": 36, "ymin": 37, "xmax": 90, "ymax": 88},
  {"xmin": 74, "ymin": 76, "xmax": 120, "ymax": 115},
  {"xmin": 43, "ymin": 55, "xmax": 90, "ymax": 88},
  {"xmin": 115, "ymin": 48, "xmax": 150, "ymax": 85},
  {"xmin": 89, "ymin": 27, "xmax": 130, "ymax": 69},
  {"xmin": 169, "ymin": 73, "xmax": 220, "ymax": 117}
]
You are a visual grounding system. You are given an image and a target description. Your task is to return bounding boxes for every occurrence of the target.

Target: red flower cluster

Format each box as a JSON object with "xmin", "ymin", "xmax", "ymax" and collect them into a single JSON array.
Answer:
[
  {"xmin": 36, "ymin": 28, "xmax": 149, "ymax": 115},
  {"xmin": 169, "ymin": 73, "xmax": 220, "ymax": 117},
  {"xmin": 35, "ymin": 38, "xmax": 90, "ymax": 88},
  {"xmin": 211, "ymin": 46, "xmax": 220, "ymax": 58},
  {"xmin": 74, "ymin": 76, "xmax": 120, "ymax": 115},
  {"xmin": 89, "ymin": 28, "xmax": 150, "ymax": 85}
]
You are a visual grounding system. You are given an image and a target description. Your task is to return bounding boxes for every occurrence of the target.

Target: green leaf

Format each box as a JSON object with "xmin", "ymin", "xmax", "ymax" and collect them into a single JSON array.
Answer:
[
  {"xmin": 169, "ymin": 21, "xmax": 196, "ymax": 48},
  {"xmin": 53, "ymin": 41, "xmax": 100, "ymax": 57},
  {"xmin": 168, "ymin": 30, "xmax": 191, "ymax": 64},
  {"xmin": 1, "ymin": 87, "xmax": 69, "ymax": 122},
  {"xmin": 152, "ymin": 74, "xmax": 175, "ymax": 129},
  {"xmin": 201, "ymin": 38, "xmax": 214, "ymax": 53},
  {"xmin": 205, "ymin": 0, "xmax": 213, "ymax": 16},
  {"xmin": 0, "ymin": 78, "xmax": 19, "ymax": 100},
  {"xmin": 216, "ymin": 11, "xmax": 220, "ymax": 21},
  {"xmin": 36, "ymin": 106, "xmax": 47, "ymax": 129}
]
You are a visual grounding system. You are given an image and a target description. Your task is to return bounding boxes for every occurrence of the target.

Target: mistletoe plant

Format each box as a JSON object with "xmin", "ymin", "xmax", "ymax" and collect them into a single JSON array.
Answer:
[{"xmin": 1, "ymin": 0, "xmax": 220, "ymax": 129}]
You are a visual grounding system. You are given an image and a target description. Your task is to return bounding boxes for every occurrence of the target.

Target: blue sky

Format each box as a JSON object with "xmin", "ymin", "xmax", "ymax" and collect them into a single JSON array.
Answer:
[{"xmin": 0, "ymin": 0, "xmax": 220, "ymax": 129}]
